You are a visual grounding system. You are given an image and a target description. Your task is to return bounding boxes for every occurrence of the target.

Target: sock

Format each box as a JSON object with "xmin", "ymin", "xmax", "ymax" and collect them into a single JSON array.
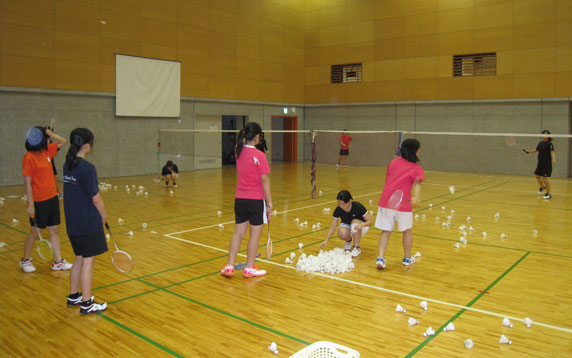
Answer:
[
  {"xmin": 69, "ymin": 292, "xmax": 80, "ymax": 299},
  {"xmin": 82, "ymin": 299, "xmax": 92, "ymax": 306}
]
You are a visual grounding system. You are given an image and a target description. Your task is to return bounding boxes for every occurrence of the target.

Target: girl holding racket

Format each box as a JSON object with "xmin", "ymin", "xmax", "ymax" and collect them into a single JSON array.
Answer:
[
  {"xmin": 320, "ymin": 190, "xmax": 372, "ymax": 257},
  {"xmin": 221, "ymin": 122, "xmax": 272, "ymax": 278},
  {"xmin": 523, "ymin": 130, "xmax": 556, "ymax": 199},
  {"xmin": 21, "ymin": 125, "xmax": 72, "ymax": 273},
  {"xmin": 63, "ymin": 128, "xmax": 108, "ymax": 315},
  {"xmin": 375, "ymin": 139, "xmax": 424, "ymax": 269}
]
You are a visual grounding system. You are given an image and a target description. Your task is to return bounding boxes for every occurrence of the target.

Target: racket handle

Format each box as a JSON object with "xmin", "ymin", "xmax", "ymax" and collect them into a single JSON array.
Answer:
[{"xmin": 105, "ymin": 222, "xmax": 110, "ymax": 231}]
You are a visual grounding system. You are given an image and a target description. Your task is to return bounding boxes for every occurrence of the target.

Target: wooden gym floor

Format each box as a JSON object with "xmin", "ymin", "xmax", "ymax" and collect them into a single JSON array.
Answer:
[{"xmin": 1, "ymin": 162, "xmax": 571, "ymax": 357}]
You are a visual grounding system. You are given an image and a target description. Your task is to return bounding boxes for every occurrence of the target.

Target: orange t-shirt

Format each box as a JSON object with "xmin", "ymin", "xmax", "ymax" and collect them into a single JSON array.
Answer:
[{"xmin": 22, "ymin": 142, "xmax": 59, "ymax": 202}]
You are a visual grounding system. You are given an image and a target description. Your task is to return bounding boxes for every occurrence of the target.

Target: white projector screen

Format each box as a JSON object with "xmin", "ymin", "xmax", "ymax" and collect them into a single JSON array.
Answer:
[{"xmin": 115, "ymin": 54, "xmax": 181, "ymax": 117}]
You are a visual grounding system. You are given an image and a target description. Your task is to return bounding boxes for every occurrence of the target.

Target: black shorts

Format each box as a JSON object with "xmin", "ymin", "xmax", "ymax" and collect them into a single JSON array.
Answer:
[
  {"xmin": 535, "ymin": 165, "xmax": 552, "ymax": 177},
  {"xmin": 339, "ymin": 149, "xmax": 349, "ymax": 156},
  {"xmin": 235, "ymin": 198, "xmax": 267, "ymax": 226},
  {"xmin": 68, "ymin": 230, "xmax": 108, "ymax": 258},
  {"xmin": 29, "ymin": 195, "xmax": 60, "ymax": 229}
]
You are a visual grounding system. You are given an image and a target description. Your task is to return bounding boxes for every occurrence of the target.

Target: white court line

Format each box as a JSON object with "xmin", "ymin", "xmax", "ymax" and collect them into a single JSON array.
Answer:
[{"xmin": 162, "ymin": 233, "xmax": 572, "ymax": 335}]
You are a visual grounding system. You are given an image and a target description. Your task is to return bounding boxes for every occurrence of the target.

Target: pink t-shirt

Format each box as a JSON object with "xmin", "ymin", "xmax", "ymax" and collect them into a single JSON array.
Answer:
[
  {"xmin": 378, "ymin": 157, "xmax": 424, "ymax": 212},
  {"xmin": 236, "ymin": 145, "xmax": 270, "ymax": 200}
]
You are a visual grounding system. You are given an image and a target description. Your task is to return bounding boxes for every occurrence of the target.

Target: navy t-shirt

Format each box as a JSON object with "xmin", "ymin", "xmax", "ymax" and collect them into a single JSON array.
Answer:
[
  {"xmin": 63, "ymin": 158, "xmax": 102, "ymax": 236},
  {"xmin": 162, "ymin": 164, "xmax": 179, "ymax": 175},
  {"xmin": 536, "ymin": 141, "xmax": 554, "ymax": 167},
  {"xmin": 333, "ymin": 201, "xmax": 367, "ymax": 225}
]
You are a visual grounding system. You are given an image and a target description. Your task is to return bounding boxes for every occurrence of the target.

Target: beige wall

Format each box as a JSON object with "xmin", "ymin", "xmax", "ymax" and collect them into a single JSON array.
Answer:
[{"xmin": 1, "ymin": 0, "xmax": 571, "ymax": 103}]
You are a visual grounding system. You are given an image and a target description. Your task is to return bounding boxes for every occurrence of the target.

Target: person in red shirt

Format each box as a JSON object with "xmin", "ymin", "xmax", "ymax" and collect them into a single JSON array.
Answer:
[
  {"xmin": 337, "ymin": 130, "xmax": 352, "ymax": 168},
  {"xmin": 374, "ymin": 139, "xmax": 424, "ymax": 270},
  {"xmin": 21, "ymin": 126, "xmax": 72, "ymax": 273},
  {"xmin": 221, "ymin": 122, "xmax": 272, "ymax": 278}
]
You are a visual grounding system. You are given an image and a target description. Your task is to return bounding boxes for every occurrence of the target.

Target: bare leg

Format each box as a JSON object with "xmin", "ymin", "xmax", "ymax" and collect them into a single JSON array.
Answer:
[
  {"xmin": 172, "ymin": 173, "xmax": 178, "ymax": 186},
  {"xmin": 402, "ymin": 228, "xmax": 413, "ymax": 258},
  {"xmin": 47, "ymin": 225, "xmax": 62, "ymax": 263},
  {"xmin": 226, "ymin": 222, "xmax": 248, "ymax": 266},
  {"xmin": 337, "ymin": 227, "xmax": 351, "ymax": 242},
  {"xmin": 246, "ymin": 224, "xmax": 264, "ymax": 268},
  {"xmin": 164, "ymin": 174, "xmax": 171, "ymax": 186},
  {"xmin": 23, "ymin": 229, "xmax": 38, "ymax": 260},
  {"xmin": 536, "ymin": 176, "xmax": 545, "ymax": 189},
  {"xmin": 544, "ymin": 178, "xmax": 550, "ymax": 194},
  {"xmin": 336, "ymin": 156, "xmax": 342, "ymax": 166},
  {"xmin": 350, "ymin": 219, "xmax": 363, "ymax": 247},
  {"xmin": 70, "ymin": 256, "xmax": 83, "ymax": 294},
  {"xmin": 378, "ymin": 231, "xmax": 391, "ymax": 258},
  {"xmin": 80, "ymin": 256, "xmax": 95, "ymax": 301}
]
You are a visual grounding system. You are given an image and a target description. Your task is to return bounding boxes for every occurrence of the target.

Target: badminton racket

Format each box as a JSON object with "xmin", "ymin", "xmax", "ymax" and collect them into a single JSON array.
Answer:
[
  {"xmin": 105, "ymin": 223, "xmax": 134, "ymax": 273},
  {"xmin": 387, "ymin": 189, "xmax": 404, "ymax": 210},
  {"xmin": 234, "ymin": 252, "xmax": 261, "ymax": 270},
  {"xmin": 152, "ymin": 177, "xmax": 162, "ymax": 184},
  {"xmin": 31, "ymin": 217, "xmax": 53, "ymax": 261},
  {"xmin": 266, "ymin": 211, "xmax": 272, "ymax": 260}
]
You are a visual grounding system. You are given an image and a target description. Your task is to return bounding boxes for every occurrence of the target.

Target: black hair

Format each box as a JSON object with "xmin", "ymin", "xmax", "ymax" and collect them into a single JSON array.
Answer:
[
  {"xmin": 400, "ymin": 138, "xmax": 421, "ymax": 163},
  {"xmin": 236, "ymin": 122, "xmax": 262, "ymax": 159},
  {"xmin": 541, "ymin": 129, "xmax": 552, "ymax": 141},
  {"xmin": 336, "ymin": 190, "xmax": 352, "ymax": 203},
  {"xmin": 166, "ymin": 160, "xmax": 173, "ymax": 167},
  {"xmin": 25, "ymin": 126, "xmax": 48, "ymax": 152},
  {"xmin": 65, "ymin": 128, "xmax": 94, "ymax": 170}
]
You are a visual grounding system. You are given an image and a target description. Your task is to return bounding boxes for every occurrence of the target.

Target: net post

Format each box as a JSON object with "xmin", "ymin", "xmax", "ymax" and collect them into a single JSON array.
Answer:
[{"xmin": 311, "ymin": 130, "xmax": 317, "ymax": 199}]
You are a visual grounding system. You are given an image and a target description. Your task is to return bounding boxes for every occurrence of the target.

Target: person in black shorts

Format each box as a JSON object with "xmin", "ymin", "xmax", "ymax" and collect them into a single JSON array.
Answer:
[
  {"xmin": 63, "ymin": 128, "xmax": 108, "ymax": 315},
  {"xmin": 161, "ymin": 160, "xmax": 179, "ymax": 188},
  {"xmin": 524, "ymin": 129, "xmax": 556, "ymax": 199},
  {"xmin": 320, "ymin": 190, "xmax": 372, "ymax": 257}
]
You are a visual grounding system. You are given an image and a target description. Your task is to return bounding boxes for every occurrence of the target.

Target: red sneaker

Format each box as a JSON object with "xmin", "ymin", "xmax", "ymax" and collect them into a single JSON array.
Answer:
[{"xmin": 220, "ymin": 265, "xmax": 234, "ymax": 277}]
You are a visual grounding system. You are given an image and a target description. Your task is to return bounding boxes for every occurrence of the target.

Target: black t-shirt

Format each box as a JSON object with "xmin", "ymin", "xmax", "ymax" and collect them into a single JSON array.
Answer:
[
  {"xmin": 162, "ymin": 164, "xmax": 179, "ymax": 175},
  {"xmin": 333, "ymin": 201, "xmax": 367, "ymax": 225},
  {"xmin": 536, "ymin": 141, "xmax": 554, "ymax": 167},
  {"xmin": 63, "ymin": 158, "xmax": 102, "ymax": 236}
]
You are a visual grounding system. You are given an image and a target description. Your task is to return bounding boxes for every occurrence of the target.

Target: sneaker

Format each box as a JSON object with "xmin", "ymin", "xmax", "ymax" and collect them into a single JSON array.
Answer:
[
  {"xmin": 20, "ymin": 259, "xmax": 36, "ymax": 273},
  {"xmin": 402, "ymin": 256, "xmax": 416, "ymax": 266},
  {"xmin": 543, "ymin": 193, "xmax": 552, "ymax": 200},
  {"xmin": 80, "ymin": 298, "xmax": 107, "ymax": 315},
  {"xmin": 67, "ymin": 293, "xmax": 83, "ymax": 307},
  {"xmin": 343, "ymin": 240, "xmax": 353, "ymax": 251},
  {"xmin": 344, "ymin": 165, "xmax": 348, "ymax": 169},
  {"xmin": 173, "ymin": 184, "xmax": 178, "ymax": 188},
  {"xmin": 336, "ymin": 164, "xmax": 339, "ymax": 168},
  {"xmin": 220, "ymin": 265, "xmax": 234, "ymax": 277},
  {"xmin": 376, "ymin": 257, "xmax": 386, "ymax": 270},
  {"xmin": 351, "ymin": 246, "xmax": 362, "ymax": 257},
  {"xmin": 52, "ymin": 259, "xmax": 73, "ymax": 271},
  {"xmin": 538, "ymin": 187, "xmax": 544, "ymax": 195},
  {"xmin": 243, "ymin": 265, "xmax": 266, "ymax": 278}
]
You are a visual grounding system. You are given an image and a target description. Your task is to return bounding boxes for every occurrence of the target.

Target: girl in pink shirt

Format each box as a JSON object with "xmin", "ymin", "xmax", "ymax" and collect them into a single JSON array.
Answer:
[
  {"xmin": 375, "ymin": 139, "xmax": 424, "ymax": 270},
  {"xmin": 221, "ymin": 122, "xmax": 273, "ymax": 278}
]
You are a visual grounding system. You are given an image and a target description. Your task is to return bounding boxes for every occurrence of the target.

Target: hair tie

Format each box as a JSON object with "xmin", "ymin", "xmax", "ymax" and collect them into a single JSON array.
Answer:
[{"xmin": 73, "ymin": 135, "xmax": 83, "ymax": 146}]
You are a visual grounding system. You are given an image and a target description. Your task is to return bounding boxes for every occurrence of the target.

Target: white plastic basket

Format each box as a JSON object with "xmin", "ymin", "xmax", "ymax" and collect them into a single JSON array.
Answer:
[{"xmin": 289, "ymin": 341, "xmax": 360, "ymax": 358}]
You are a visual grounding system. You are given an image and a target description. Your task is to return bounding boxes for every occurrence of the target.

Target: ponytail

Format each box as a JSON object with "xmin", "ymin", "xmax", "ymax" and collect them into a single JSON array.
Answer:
[
  {"xmin": 235, "ymin": 122, "xmax": 262, "ymax": 159},
  {"xmin": 65, "ymin": 128, "xmax": 94, "ymax": 170}
]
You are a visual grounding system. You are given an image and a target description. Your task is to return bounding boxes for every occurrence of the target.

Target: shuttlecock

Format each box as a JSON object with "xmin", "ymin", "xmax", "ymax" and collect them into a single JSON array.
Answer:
[
  {"xmin": 443, "ymin": 322, "xmax": 455, "ymax": 332},
  {"xmin": 441, "ymin": 206, "xmax": 446, "ymax": 211},
  {"xmin": 142, "ymin": 223, "xmax": 147, "ymax": 228},
  {"xmin": 415, "ymin": 214, "xmax": 420, "ymax": 219},
  {"xmin": 420, "ymin": 301, "xmax": 428, "ymax": 311},
  {"xmin": 435, "ymin": 216, "xmax": 440, "ymax": 221},
  {"xmin": 272, "ymin": 210, "xmax": 278, "ymax": 215},
  {"xmin": 217, "ymin": 211, "xmax": 222, "ymax": 216},
  {"xmin": 442, "ymin": 222, "xmax": 448, "ymax": 227},
  {"xmin": 414, "ymin": 251, "xmax": 421, "ymax": 257},
  {"xmin": 126, "ymin": 188, "xmax": 130, "ymax": 193},
  {"xmin": 429, "ymin": 204, "xmax": 433, "ymax": 208},
  {"xmin": 494, "ymin": 212, "xmax": 500, "ymax": 219},
  {"xmin": 469, "ymin": 226, "xmax": 475, "ymax": 231},
  {"xmin": 21, "ymin": 195, "xmax": 27, "ymax": 201},
  {"xmin": 0, "ymin": 242, "xmax": 6, "ymax": 248},
  {"xmin": 312, "ymin": 224, "xmax": 317, "ymax": 229},
  {"xmin": 467, "ymin": 216, "xmax": 472, "ymax": 222},
  {"xmin": 319, "ymin": 190, "xmax": 323, "ymax": 196},
  {"xmin": 114, "ymin": 186, "xmax": 118, "ymax": 190},
  {"xmin": 369, "ymin": 199, "xmax": 374, "ymax": 204},
  {"xmin": 127, "ymin": 231, "xmax": 133, "ymax": 236},
  {"xmin": 138, "ymin": 185, "xmax": 144, "ymax": 190},
  {"xmin": 395, "ymin": 304, "xmax": 406, "ymax": 313},
  {"xmin": 169, "ymin": 191, "xmax": 174, "ymax": 196},
  {"xmin": 451, "ymin": 209, "xmax": 456, "ymax": 214},
  {"xmin": 135, "ymin": 191, "xmax": 142, "ymax": 196},
  {"xmin": 449, "ymin": 185, "xmax": 455, "ymax": 194},
  {"xmin": 131, "ymin": 185, "xmax": 135, "ymax": 189},
  {"xmin": 12, "ymin": 218, "xmax": 19, "ymax": 223},
  {"xmin": 481, "ymin": 232, "xmax": 488, "ymax": 237},
  {"xmin": 299, "ymin": 223, "xmax": 304, "ymax": 227},
  {"xmin": 322, "ymin": 208, "xmax": 328, "ymax": 212},
  {"xmin": 218, "ymin": 224, "xmax": 224, "ymax": 229},
  {"xmin": 369, "ymin": 210, "xmax": 374, "ymax": 216},
  {"xmin": 462, "ymin": 231, "xmax": 468, "ymax": 237},
  {"xmin": 408, "ymin": 317, "xmax": 419, "ymax": 326},
  {"xmin": 118, "ymin": 218, "xmax": 124, "ymax": 223},
  {"xmin": 105, "ymin": 233, "xmax": 110, "ymax": 239},
  {"xmin": 268, "ymin": 342, "xmax": 278, "ymax": 355},
  {"xmin": 294, "ymin": 218, "xmax": 300, "ymax": 223},
  {"xmin": 144, "ymin": 192, "xmax": 148, "ymax": 196},
  {"xmin": 446, "ymin": 215, "xmax": 453, "ymax": 220},
  {"xmin": 464, "ymin": 339, "xmax": 474, "ymax": 349},
  {"xmin": 460, "ymin": 237, "xmax": 467, "ymax": 244},
  {"xmin": 532, "ymin": 230, "xmax": 538, "ymax": 235},
  {"xmin": 502, "ymin": 317, "xmax": 514, "ymax": 328},
  {"xmin": 316, "ymin": 222, "xmax": 321, "ymax": 228},
  {"xmin": 524, "ymin": 317, "xmax": 533, "ymax": 328},
  {"xmin": 285, "ymin": 257, "xmax": 292, "ymax": 264},
  {"xmin": 454, "ymin": 243, "xmax": 460, "ymax": 248},
  {"xmin": 423, "ymin": 327, "xmax": 435, "ymax": 337},
  {"xmin": 290, "ymin": 252, "xmax": 296, "ymax": 259},
  {"xmin": 298, "ymin": 243, "xmax": 304, "ymax": 249},
  {"xmin": 459, "ymin": 225, "xmax": 467, "ymax": 230},
  {"xmin": 302, "ymin": 221, "xmax": 308, "ymax": 226},
  {"xmin": 421, "ymin": 214, "xmax": 426, "ymax": 219},
  {"xmin": 499, "ymin": 334, "xmax": 512, "ymax": 345},
  {"xmin": 501, "ymin": 233, "xmax": 508, "ymax": 239}
]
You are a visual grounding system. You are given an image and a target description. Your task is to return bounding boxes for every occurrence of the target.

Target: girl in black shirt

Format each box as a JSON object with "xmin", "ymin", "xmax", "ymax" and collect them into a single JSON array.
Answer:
[{"xmin": 524, "ymin": 130, "xmax": 556, "ymax": 199}]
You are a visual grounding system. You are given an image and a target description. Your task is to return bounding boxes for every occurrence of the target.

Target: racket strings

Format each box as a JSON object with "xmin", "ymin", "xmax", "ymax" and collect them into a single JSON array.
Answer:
[{"xmin": 112, "ymin": 251, "xmax": 133, "ymax": 272}]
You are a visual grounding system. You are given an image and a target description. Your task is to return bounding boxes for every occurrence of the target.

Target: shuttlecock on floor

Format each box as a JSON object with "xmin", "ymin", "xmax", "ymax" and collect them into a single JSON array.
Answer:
[
  {"xmin": 464, "ymin": 339, "xmax": 474, "ymax": 349},
  {"xmin": 467, "ymin": 216, "xmax": 472, "ymax": 222},
  {"xmin": 494, "ymin": 212, "xmax": 500, "ymax": 219},
  {"xmin": 369, "ymin": 210, "xmax": 374, "ymax": 215},
  {"xmin": 469, "ymin": 226, "xmax": 475, "ymax": 231},
  {"xmin": 435, "ymin": 216, "xmax": 440, "ymax": 221},
  {"xmin": 144, "ymin": 192, "xmax": 148, "ymax": 197},
  {"xmin": 462, "ymin": 231, "xmax": 468, "ymax": 237},
  {"xmin": 272, "ymin": 210, "xmax": 278, "ymax": 215},
  {"xmin": 449, "ymin": 186, "xmax": 455, "ymax": 194},
  {"xmin": 459, "ymin": 225, "xmax": 467, "ymax": 230},
  {"xmin": 312, "ymin": 224, "xmax": 317, "ymax": 229},
  {"xmin": 21, "ymin": 195, "xmax": 27, "ymax": 201},
  {"xmin": 118, "ymin": 218, "xmax": 124, "ymax": 223},
  {"xmin": 294, "ymin": 218, "xmax": 300, "ymax": 223},
  {"xmin": 421, "ymin": 214, "xmax": 426, "ymax": 219},
  {"xmin": 217, "ymin": 211, "xmax": 222, "ymax": 216},
  {"xmin": 499, "ymin": 334, "xmax": 512, "ymax": 345},
  {"xmin": 423, "ymin": 327, "xmax": 435, "ymax": 337},
  {"xmin": 429, "ymin": 204, "xmax": 433, "ymax": 208},
  {"xmin": 0, "ymin": 242, "xmax": 6, "ymax": 248},
  {"xmin": 285, "ymin": 257, "xmax": 292, "ymax": 264},
  {"xmin": 442, "ymin": 222, "xmax": 449, "ymax": 227},
  {"xmin": 299, "ymin": 223, "xmax": 304, "ymax": 227},
  {"xmin": 127, "ymin": 231, "xmax": 133, "ymax": 236},
  {"xmin": 481, "ymin": 232, "xmax": 488, "ymax": 237},
  {"xmin": 414, "ymin": 251, "xmax": 421, "ymax": 257},
  {"xmin": 302, "ymin": 221, "xmax": 308, "ymax": 226},
  {"xmin": 420, "ymin": 301, "xmax": 428, "ymax": 311},
  {"xmin": 316, "ymin": 222, "xmax": 321, "ymax": 228},
  {"xmin": 454, "ymin": 243, "xmax": 460, "ymax": 248},
  {"xmin": 12, "ymin": 219, "xmax": 19, "ymax": 223},
  {"xmin": 446, "ymin": 215, "xmax": 453, "ymax": 220},
  {"xmin": 441, "ymin": 206, "xmax": 446, "ymax": 211},
  {"xmin": 169, "ymin": 191, "xmax": 174, "ymax": 196},
  {"xmin": 443, "ymin": 322, "xmax": 456, "ymax": 332},
  {"xmin": 502, "ymin": 317, "xmax": 514, "ymax": 328},
  {"xmin": 395, "ymin": 304, "xmax": 406, "ymax": 313},
  {"xmin": 415, "ymin": 214, "xmax": 420, "ymax": 219},
  {"xmin": 501, "ymin": 233, "xmax": 508, "ymax": 239},
  {"xmin": 532, "ymin": 230, "xmax": 538, "ymax": 236},
  {"xmin": 218, "ymin": 224, "xmax": 224, "ymax": 229},
  {"xmin": 369, "ymin": 199, "xmax": 374, "ymax": 204},
  {"xmin": 451, "ymin": 209, "xmax": 456, "ymax": 214},
  {"xmin": 114, "ymin": 186, "xmax": 118, "ymax": 190},
  {"xmin": 298, "ymin": 243, "xmax": 304, "ymax": 249},
  {"xmin": 524, "ymin": 317, "xmax": 533, "ymax": 328},
  {"xmin": 408, "ymin": 317, "xmax": 419, "ymax": 326},
  {"xmin": 460, "ymin": 237, "xmax": 467, "ymax": 244},
  {"xmin": 290, "ymin": 252, "xmax": 296, "ymax": 259},
  {"xmin": 142, "ymin": 223, "xmax": 147, "ymax": 228},
  {"xmin": 268, "ymin": 342, "xmax": 278, "ymax": 355},
  {"xmin": 319, "ymin": 190, "xmax": 323, "ymax": 196}
]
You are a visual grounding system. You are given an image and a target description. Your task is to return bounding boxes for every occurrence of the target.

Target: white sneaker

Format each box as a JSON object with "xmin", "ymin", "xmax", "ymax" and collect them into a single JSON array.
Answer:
[
  {"xmin": 351, "ymin": 246, "xmax": 362, "ymax": 257},
  {"xmin": 343, "ymin": 240, "xmax": 353, "ymax": 251},
  {"xmin": 243, "ymin": 265, "xmax": 266, "ymax": 278},
  {"xmin": 80, "ymin": 298, "xmax": 107, "ymax": 315},
  {"xmin": 52, "ymin": 259, "xmax": 73, "ymax": 271},
  {"xmin": 20, "ymin": 259, "xmax": 36, "ymax": 273}
]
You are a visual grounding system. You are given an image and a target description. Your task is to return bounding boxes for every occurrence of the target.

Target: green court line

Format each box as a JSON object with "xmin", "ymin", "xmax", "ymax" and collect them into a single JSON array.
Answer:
[
  {"xmin": 138, "ymin": 279, "xmax": 312, "ymax": 346},
  {"xmin": 0, "ymin": 221, "xmax": 29, "ymax": 236},
  {"xmin": 98, "ymin": 313, "xmax": 185, "ymax": 358},
  {"xmin": 405, "ymin": 251, "xmax": 531, "ymax": 357}
]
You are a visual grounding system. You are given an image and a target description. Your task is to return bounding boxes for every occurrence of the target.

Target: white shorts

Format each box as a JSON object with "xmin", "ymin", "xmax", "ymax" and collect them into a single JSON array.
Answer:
[
  {"xmin": 339, "ymin": 223, "xmax": 369, "ymax": 236},
  {"xmin": 375, "ymin": 207, "xmax": 412, "ymax": 232}
]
